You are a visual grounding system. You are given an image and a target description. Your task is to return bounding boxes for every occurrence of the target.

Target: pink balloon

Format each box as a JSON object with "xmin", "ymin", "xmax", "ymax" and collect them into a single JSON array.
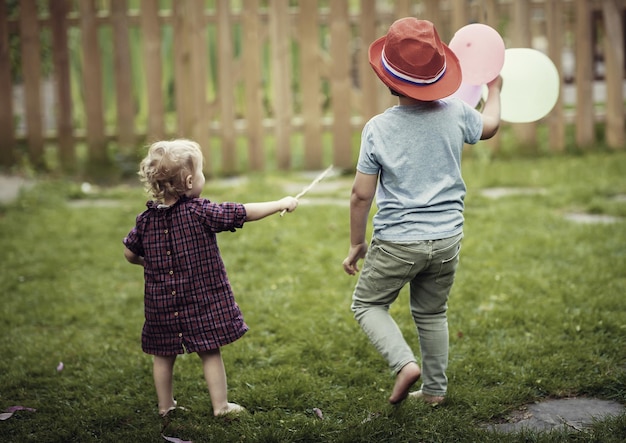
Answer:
[
  {"xmin": 450, "ymin": 82, "xmax": 483, "ymax": 107},
  {"xmin": 449, "ymin": 24, "xmax": 505, "ymax": 85}
]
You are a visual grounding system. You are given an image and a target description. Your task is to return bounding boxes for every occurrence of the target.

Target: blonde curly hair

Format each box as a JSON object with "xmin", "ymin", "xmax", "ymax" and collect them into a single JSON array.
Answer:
[{"xmin": 138, "ymin": 139, "xmax": 203, "ymax": 202}]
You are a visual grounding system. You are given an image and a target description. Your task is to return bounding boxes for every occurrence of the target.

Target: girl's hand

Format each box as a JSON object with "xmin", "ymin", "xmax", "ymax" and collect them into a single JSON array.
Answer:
[{"xmin": 280, "ymin": 196, "xmax": 298, "ymax": 213}]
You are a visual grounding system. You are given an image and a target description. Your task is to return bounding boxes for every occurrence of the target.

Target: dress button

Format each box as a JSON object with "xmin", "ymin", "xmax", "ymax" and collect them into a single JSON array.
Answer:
[
  {"xmin": 166, "ymin": 250, "xmax": 171, "ymax": 255},
  {"xmin": 171, "ymin": 290, "xmax": 176, "ymax": 296},
  {"xmin": 164, "ymin": 229, "xmax": 168, "ymax": 234},
  {"xmin": 178, "ymin": 333, "xmax": 182, "ymax": 338},
  {"xmin": 169, "ymin": 270, "xmax": 174, "ymax": 275},
  {"xmin": 174, "ymin": 312, "xmax": 179, "ymax": 317}
]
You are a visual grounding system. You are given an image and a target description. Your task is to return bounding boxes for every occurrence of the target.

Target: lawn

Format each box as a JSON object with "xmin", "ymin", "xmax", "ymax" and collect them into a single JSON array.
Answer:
[{"xmin": 1, "ymin": 151, "xmax": 625, "ymax": 442}]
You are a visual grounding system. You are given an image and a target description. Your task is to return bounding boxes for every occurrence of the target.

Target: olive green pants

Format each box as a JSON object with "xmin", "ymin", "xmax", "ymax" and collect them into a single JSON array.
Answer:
[{"xmin": 351, "ymin": 233, "xmax": 462, "ymax": 397}]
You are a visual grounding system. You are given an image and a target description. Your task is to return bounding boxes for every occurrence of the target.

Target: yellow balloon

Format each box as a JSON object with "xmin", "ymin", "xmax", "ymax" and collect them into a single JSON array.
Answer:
[{"xmin": 500, "ymin": 48, "xmax": 560, "ymax": 123}]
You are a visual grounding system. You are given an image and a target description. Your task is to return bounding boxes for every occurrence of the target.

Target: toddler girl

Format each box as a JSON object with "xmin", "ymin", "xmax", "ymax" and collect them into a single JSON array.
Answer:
[{"xmin": 123, "ymin": 139, "xmax": 297, "ymax": 416}]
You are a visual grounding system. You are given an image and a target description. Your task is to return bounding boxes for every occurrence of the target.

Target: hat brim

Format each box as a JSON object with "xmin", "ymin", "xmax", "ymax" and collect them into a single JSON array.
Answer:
[{"xmin": 368, "ymin": 35, "xmax": 462, "ymax": 101}]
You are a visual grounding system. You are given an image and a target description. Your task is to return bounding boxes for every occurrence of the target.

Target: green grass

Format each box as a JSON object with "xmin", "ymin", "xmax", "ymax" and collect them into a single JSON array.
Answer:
[{"xmin": 1, "ymin": 152, "xmax": 625, "ymax": 442}]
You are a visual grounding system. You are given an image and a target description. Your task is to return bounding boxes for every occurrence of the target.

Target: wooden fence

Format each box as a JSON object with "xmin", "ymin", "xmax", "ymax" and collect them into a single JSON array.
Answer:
[{"xmin": 1, "ymin": 0, "xmax": 625, "ymax": 177}]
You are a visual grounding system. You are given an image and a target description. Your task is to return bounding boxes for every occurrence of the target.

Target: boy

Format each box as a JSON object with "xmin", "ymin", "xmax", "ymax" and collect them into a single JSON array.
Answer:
[{"xmin": 342, "ymin": 18, "xmax": 501, "ymax": 405}]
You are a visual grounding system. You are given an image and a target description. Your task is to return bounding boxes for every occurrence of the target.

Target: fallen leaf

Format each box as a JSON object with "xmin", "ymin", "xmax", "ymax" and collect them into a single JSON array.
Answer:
[{"xmin": 162, "ymin": 434, "xmax": 192, "ymax": 443}]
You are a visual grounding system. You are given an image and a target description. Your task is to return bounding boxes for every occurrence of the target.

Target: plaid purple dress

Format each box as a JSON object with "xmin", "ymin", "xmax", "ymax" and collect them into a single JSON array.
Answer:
[{"xmin": 123, "ymin": 196, "xmax": 249, "ymax": 356}]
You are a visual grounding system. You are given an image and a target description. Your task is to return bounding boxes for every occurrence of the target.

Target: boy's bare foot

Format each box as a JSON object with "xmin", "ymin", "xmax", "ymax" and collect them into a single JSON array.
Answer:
[
  {"xmin": 214, "ymin": 402, "xmax": 246, "ymax": 417},
  {"xmin": 408, "ymin": 390, "xmax": 445, "ymax": 406},
  {"xmin": 389, "ymin": 362, "xmax": 421, "ymax": 404}
]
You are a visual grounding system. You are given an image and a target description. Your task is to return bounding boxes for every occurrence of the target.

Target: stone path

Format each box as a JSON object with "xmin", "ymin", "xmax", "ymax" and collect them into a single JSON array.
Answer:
[{"xmin": 484, "ymin": 398, "xmax": 624, "ymax": 434}]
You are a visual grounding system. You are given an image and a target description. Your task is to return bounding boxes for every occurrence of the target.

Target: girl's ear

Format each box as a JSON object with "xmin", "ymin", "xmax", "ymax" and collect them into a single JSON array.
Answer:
[{"xmin": 186, "ymin": 174, "xmax": 193, "ymax": 189}]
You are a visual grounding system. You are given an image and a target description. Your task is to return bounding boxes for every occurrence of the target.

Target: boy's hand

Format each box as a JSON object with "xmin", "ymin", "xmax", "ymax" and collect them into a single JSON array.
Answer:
[
  {"xmin": 487, "ymin": 75, "xmax": 502, "ymax": 91},
  {"xmin": 343, "ymin": 242, "xmax": 368, "ymax": 275},
  {"xmin": 280, "ymin": 196, "xmax": 298, "ymax": 213}
]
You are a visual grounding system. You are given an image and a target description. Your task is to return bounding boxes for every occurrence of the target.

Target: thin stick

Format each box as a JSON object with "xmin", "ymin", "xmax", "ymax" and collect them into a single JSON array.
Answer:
[{"xmin": 280, "ymin": 165, "xmax": 334, "ymax": 216}]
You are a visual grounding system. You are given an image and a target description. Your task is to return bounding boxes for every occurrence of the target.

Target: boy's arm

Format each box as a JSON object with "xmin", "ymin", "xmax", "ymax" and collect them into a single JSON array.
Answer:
[
  {"xmin": 480, "ymin": 76, "xmax": 502, "ymax": 140},
  {"xmin": 343, "ymin": 171, "xmax": 377, "ymax": 275},
  {"xmin": 124, "ymin": 246, "xmax": 144, "ymax": 266},
  {"xmin": 244, "ymin": 196, "xmax": 298, "ymax": 221}
]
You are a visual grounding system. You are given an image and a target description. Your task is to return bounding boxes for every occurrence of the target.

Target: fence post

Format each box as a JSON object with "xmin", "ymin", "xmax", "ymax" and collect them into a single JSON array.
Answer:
[
  {"xmin": 298, "ymin": 1, "xmax": 323, "ymax": 169},
  {"xmin": 511, "ymin": 0, "xmax": 537, "ymax": 153},
  {"xmin": 79, "ymin": 0, "xmax": 108, "ymax": 168},
  {"xmin": 359, "ymin": 0, "xmax": 379, "ymax": 122},
  {"xmin": 546, "ymin": 0, "xmax": 566, "ymax": 152},
  {"xmin": 217, "ymin": 0, "xmax": 236, "ymax": 174},
  {"xmin": 270, "ymin": 0, "xmax": 292, "ymax": 170},
  {"xmin": 140, "ymin": 0, "xmax": 165, "ymax": 143},
  {"xmin": 602, "ymin": 0, "xmax": 625, "ymax": 149},
  {"xmin": 111, "ymin": 0, "xmax": 136, "ymax": 154},
  {"xmin": 173, "ymin": 1, "xmax": 210, "ymax": 168},
  {"xmin": 0, "ymin": 1, "xmax": 15, "ymax": 168},
  {"xmin": 49, "ymin": 0, "xmax": 75, "ymax": 171},
  {"xmin": 330, "ymin": 0, "xmax": 352, "ymax": 169},
  {"xmin": 242, "ymin": 0, "xmax": 264, "ymax": 171},
  {"xmin": 20, "ymin": 0, "xmax": 45, "ymax": 169},
  {"xmin": 575, "ymin": 0, "xmax": 595, "ymax": 148}
]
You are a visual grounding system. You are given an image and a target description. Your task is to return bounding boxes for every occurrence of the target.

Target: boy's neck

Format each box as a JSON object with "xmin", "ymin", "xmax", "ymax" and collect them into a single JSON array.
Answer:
[{"xmin": 398, "ymin": 96, "xmax": 431, "ymax": 106}]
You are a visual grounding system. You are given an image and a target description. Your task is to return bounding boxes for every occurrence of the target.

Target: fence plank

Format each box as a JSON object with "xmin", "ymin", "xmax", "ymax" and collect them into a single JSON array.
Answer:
[
  {"xmin": 173, "ymin": 1, "xmax": 210, "ymax": 164},
  {"xmin": 298, "ymin": 1, "xmax": 323, "ymax": 169},
  {"xmin": 480, "ymin": 0, "xmax": 503, "ymax": 153},
  {"xmin": 359, "ymin": 0, "xmax": 378, "ymax": 122},
  {"xmin": 242, "ymin": 0, "xmax": 264, "ymax": 171},
  {"xmin": 602, "ymin": 0, "xmax": 625, "ymax": 149},
  {"xmin": 49, "ymin": 0, "xmax": 74, "ymax": 170},
  {"xmin": 78, "ymin": 0, "xmax": 107, "ymax": 164},
  {"xmin": 217, "ymin": 0, "xmax": 236, "ymax": 173},
  {"xmin": 270, "ymin": 0, "xmax": 292, "ymax": 169},
  {"xmin": 575, "ymin": 0, "xmax": 595, "ymax": 147},
  {"xmin": 20, "ymin": 0, "xmax": 44, "ymax": 168},
  {"xmin": 139, "ymin": 0, "xmax": 165, "ymax": 142},
  {"xmin": 511, "ymin": 0, "xmax": 537, "ymax": 151},
  {"xmin": 111, "ymin": 0, "xmax": 136, "ymax": 151},
  {"xmin": 0, "ymin": 1, "xmax": 15, "ymax": 167},
  {"xmin": 330, "ymin": 0, "xmax": 352, "ymax": 169},
  {"xmin": 546, "ymin": 0, "xmax": 565, "ymax": 152},
  {"xmin": 451, "ymin": 0, "xmax": 469, "ymax": 32}
]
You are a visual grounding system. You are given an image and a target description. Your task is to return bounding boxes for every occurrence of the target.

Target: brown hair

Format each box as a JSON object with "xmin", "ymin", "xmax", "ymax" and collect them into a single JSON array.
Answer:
[{"xmin": 138, "ymin": 139, "xmax": 203, "ymax": 202}]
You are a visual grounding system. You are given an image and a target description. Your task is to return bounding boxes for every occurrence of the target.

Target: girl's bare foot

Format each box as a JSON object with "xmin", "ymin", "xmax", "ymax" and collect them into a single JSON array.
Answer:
[
  {"xmin": 214, "ymin": 402, "xmax": 246, "ymax": 417},
  {"xmin": 159, "ymin": 400, "xmax": 178, "ymax": 417},
  {"xmin": 408, "ymin": 390, "xmax": 445, "ymax": 405},
  {"xmin": 389, "ymin": 362, "xmax": 421, "ymax": 404}
]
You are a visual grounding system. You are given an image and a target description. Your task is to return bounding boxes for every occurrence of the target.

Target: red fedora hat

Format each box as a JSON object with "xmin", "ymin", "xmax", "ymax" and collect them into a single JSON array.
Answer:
[{"xmin": 369, "ymin": 18, "xmax": 462, "ymax": 101}]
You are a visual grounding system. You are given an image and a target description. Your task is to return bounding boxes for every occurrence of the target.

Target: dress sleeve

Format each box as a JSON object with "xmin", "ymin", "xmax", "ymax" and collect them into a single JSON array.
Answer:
[
  {"xmin": 123, "ymin": 212, "xmax": 147, "ymax": 256},
  {"xmin": 188, "ymin": 199, "xmax": 247, "ymax": 233}
]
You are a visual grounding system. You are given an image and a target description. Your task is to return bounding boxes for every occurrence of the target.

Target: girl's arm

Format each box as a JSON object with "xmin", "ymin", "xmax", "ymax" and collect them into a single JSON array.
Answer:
[
  {"xmin": 124, "ymin": 247, "xmax": 145, "ymax": 266},
  {"xmin": 244, "ymin": 196, "xmax": 298, "ymax": 221}
]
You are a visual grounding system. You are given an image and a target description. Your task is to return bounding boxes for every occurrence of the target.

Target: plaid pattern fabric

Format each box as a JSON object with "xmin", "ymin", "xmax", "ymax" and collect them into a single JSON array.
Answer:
[{"xmin": 124, "ymin": 196, "xmax": 249, "ymax": 356}]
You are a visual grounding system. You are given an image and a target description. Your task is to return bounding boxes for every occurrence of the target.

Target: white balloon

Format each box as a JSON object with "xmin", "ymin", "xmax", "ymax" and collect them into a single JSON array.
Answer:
[{"xmin": 500, "ymin": 48, "xmax": 560, "ymax": 123}]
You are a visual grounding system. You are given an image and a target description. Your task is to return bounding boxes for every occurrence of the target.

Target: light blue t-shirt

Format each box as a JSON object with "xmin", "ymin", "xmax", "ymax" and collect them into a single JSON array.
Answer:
[{"xmin": 357, "ymin": 98, "xmax": 483, "ymax": 242}]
